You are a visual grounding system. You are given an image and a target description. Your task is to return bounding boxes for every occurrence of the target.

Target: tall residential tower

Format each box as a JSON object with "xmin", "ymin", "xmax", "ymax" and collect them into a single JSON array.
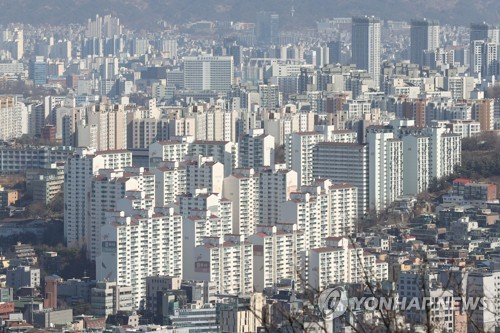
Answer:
[
  {"xmin": 410, "ymin": 19, "xmax": 440, "ymax": 66},
  {"xmin": 351, "ymin": 16, "xmax": 381, "ymax": 87}
]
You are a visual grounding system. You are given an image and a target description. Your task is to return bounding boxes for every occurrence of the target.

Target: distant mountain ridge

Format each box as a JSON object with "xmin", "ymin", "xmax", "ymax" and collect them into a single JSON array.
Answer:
[{"xmin": 0, "ymin": 0, "xmax": 499, "ymax": 28}]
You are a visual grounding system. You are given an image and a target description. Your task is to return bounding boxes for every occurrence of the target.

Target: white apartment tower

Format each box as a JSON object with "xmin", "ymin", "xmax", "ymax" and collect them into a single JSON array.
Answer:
[
  {"xmin": 191, "ymin": 234, "xmax": 253, "ymax": 296},
  {"xmin": 86, "ymin": 104, "xmax": 127, "ymax": 151},
  {"xmin": 177, "ymin": 191, "xmax": 233, "ymax": 279},
  {"xmin": 183, "ymin": 56, "xmax": 234, "ymax": 92},
  {"xmin": 286, "ymin": 132, "xmax": 324, "ymax": 186},
  {"xmin": 185, "ymin": 155, "xmax": 225, "ymax": 195},
  {"xmin": 86, "ymin": 167, "xmax": 155, "ymax": 261},
  {"xmin": 128, "ymin": 117, "xmax": 159, "ymax": 149},
  {"xmin": 402, "ymin": 135, "xmax": 430, "ymax": 195},
  {"xmin": 466, "ymin": 271, "xmax": 500, "ymax": 333},
  {"xmin": 305, "ymin": 237, "xmax": 387, "ymax": 291},
  {"xmin": 280, "ymin": 179, "xmax": 358, "ymax": 249},
  {"xmin": 177, "ymin": 190, "xmax": 224, "ymax": 217},
  {"xmin": 258, "ymin": 168, "xmax": 298, "ymax": 225},
  {"xmin": 186, "ymin": 107, "xmax": 235, "ymax": 142},
  {"xmin": 258, "ymin": 84, "xmax": 282, "ymax": 108},
  {"xmin": 248, "ymin": 224, "xmax": 305, "ymax": 291},
  {"xmin": 367, "ymin": 132, "xmax": 404, "ymax": 211},
  {"xmin": 151, "ymin": 161, "xmax": 187, "ymax": 207},
  {"xmin": 470, "ymin": 40, "xmax": 499, "ymax": 78},
  {"xmin": 167, "ymin": 116, "xmax": 196, "ymax": 139},
  {"xmin": 97, "ymin": 204, "xmax": 183, "ymax": 308},
  {"xmin": 64, "ymin": 148, "xmax": 132, "ymax": 248},
  {"xmin": 190, "ymin": 140, "xmax": 237, "ymax": 177},
  {"xmin": 0, "ymin": 96, "xmax": 27, "ymax": 141},
  {"xmin": 149, "ymin": 140, "xmax": 189, "ymax": 166},
  {"xmin": 425, "ymin": 126, "xmax": 461, "ymax": 180},
  {"xmin": 238, "ymin": 128, "xmax": 275, "ymax": 169},
  {"xmin": 223, "ymin": 168, "xmax": 260, "ymax": 237}
]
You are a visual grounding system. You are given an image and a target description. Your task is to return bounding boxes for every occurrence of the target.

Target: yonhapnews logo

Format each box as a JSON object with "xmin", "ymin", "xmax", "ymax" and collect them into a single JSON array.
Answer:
[
  {"xmin": 317, "ymin": 286, "xmax": 348, "ymax": 319},
  {"xmin": 317, "ymin": 286, "xmax": 491, "ymax": 320}
]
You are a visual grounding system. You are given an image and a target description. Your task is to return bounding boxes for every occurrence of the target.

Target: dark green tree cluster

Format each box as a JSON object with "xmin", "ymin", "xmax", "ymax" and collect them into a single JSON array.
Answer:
[{"xmin": 456, "ymin": 132, "xmax": 500, "ymax": 179}]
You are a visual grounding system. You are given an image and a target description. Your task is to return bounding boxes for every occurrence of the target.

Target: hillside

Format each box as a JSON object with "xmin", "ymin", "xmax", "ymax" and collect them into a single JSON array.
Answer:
[{"xmin": 1, "ymin": 0, "xmax": 499, "ymax": 29}]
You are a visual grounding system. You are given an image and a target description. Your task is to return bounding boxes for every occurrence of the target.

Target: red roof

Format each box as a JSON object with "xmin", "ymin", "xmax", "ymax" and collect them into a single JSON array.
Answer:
[
  {"xmin": 453, "ymin": 178, "xmax": 472, "ymax": 183},
  {"xmin": 313, "ymin": 247, "xmax": 335, "ymax": 253}
]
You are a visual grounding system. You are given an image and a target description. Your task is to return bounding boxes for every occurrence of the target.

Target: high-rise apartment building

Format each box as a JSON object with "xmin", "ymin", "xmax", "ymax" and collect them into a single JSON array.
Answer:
[
  {"xmin": 64, "ymin": 148, "xmax": 132, "ymax": 248},
  {"xmin": 12, "ymin": 29, "xmax": 23, "ymax": 60},
  {"xmin": 128, "ymin": 117, "xmax": 159, "ymax": 149},
  {"xmin": 280, "ymin": 179, "xmax": 358, "ymax": 250},
  {"xmin": 177, "ymin": 191, "xmax": 233, "ymax": 280},
  {"xmin": 223, "ymin": 168, "xmax": 260, "ymax": 237},
  {"xmin": 470, "ymin": 23, "xmax": 499, "ymax": 45},
  {"xmin": 177, "ymin": 190, "xmax": 224, "ymax": 217},
  {"xmin": 410, "ymin": 19, "xmax": 440, "ymax": 66},
  {"xmin": 238, "ymin": 129, "xmax": 275, "ymax": 169},
  {"xmin": 86, "ymin": 167, "xmax": 155, "ymax": 261},
  {"xmin": 351, "ymin": 16, "xmax": 381, "ymax": 86},
  {"xmin": 149, "ymin": 140, "xmax": 189, "ymax": 166},
  {"xmin": 86, "ymin": 14, "xmax": 122, "ymax": 38},
  {"xmin": 472, "ymin": 99, "xmax": 495, "ymax": 131},
  {"xmin": 87, "ymin": 104, "xmax": 127, "ymax": 151},
  {"xmin": 258, "ymin": 84, "xmax": 281, "ymax": 108},
  {"xmin": 313, "ymin": 142, "xmax": 369, "ymax": 216},
  {"xmin": 191, "ymin": 234, "xmax": 253, "ymax": 296},
  {"xmin": 470, "ymin": 41, "xmax": 500, "ymax": 78},
  {"xmin": 402, "ymin": 135, "xmax": 430, "ymax": 195},
  {"xmin": 426, "ymin": 126, "xmax": 462, "ymax": 180},
  {"xmin": 151, "ymin": 161, "xmax": 187, "ymax": 207},
  {"xmin": 190, "ymin": 140, "xmax": 237, "ymax": 177},
  {"xmin": 327, "ymin": 41, "xmax": 342, "ymax": 65},
  {"xmin": 263, "ymin": 110, "xmax": 315, "ymax": 146},
  {"xmin": 470, "ymin": 23, "xmax": 500, "ymax": 78},
  {"xmin": 304, "ymin": 237, "xmax": 387, "ymax": 290},
  {"xmin": 29, "ymin": 56, "xmax": 47, "ymax": 85},
  {"xmin": 185, "ymin": 156, "xmax": 224, "ymax": 195},
  {"xmin": 258, "ymin": 168, "xmax": 298, "ymax": 226},
  {"xmin": 398, "ymin": 271, "xmax": 455, "ymax": 331},
  {"xmin": 183, "ymin": 56, "xmax": 234, "ymax": 92},
  {"xmin": 0, "ymin": 96, "xmax": 27, "ymax": 141},
  {"xmin": 466, "ymin": 271, "xmax": 500, "ymax": 333},
  {"xmin": 256, "ymin": 12, "xmax": 280, "ymax": 45},
  {"xmin": 367, "ymin": 132, "xmax": 404, "ymax": 211},
  {"xmin": 248, "ymin": 224, "xmax": 305, "ymax": 291},
  {"xmin": 97, "ymin": 204, "xmax": 183, "ymax": 307},
  {"xmin": 286, "ymin": 132, "xmax": 324, "ymax": 186}
]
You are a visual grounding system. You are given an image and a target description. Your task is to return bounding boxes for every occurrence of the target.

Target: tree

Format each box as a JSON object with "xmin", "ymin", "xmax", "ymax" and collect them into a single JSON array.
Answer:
[
  {"xmin": 486, "ymin": 84, "xmax": 500, "ymax": 99},
  {"xmin": 274, "ymin": 145, "xmax": 286, "ymax": 164},
  {"xmin": 25, "ymin": 202, "xmax": 50, "ymax": 219},
  {"xmin": 48, "ymin": 191, "xmax": 64, "ymax": 216},
  {"xmin": 72, "ymin": 303, "xmax": 93, "ymax": 316}
]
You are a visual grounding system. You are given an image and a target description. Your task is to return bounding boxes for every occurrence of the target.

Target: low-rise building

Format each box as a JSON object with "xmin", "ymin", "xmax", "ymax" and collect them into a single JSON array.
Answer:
[
  {"xmin": 6, "ymin": 266, "xmax": 40, "ymax": 290},
  {"xmin": 90, "ymin": 281, "xmax": 133, "ymax": 317},
  {"xmin": 0, "ymin": 186, "xmax": 18, "ymax": 208}
]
